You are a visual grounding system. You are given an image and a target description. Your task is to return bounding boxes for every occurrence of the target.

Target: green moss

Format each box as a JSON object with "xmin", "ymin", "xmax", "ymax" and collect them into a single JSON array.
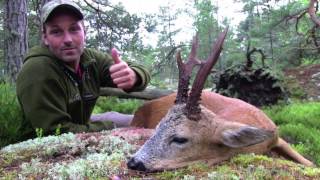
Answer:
[
  {"xmin": 303, "ymin": 167, "xmax": 320, "ymax": 176},
  {"xmin": 0, "ymin": 171, "xmax": 17, "ymax": 180},
  {"xmin": 151, "ymin": 163, "xmax": 211, "ymax": 179},
  {"xmin": 206, "ymin": 171, "xmax": 240, "ymax": 180},
  {"xmin": 187, "ymin": 163, "xmax": 211, "ymax": 172},
  {"xmin": 264, "ymin": 102, "xmax": 320, "ymax": 127},
  {"xmin": 208, "ymin": 165, "xmax": 239, "ymax": 180},
  {"xmin": 226, "ymin": 154, "xmax": 320, "ymax": 179},
  {"xmin": 155, "ymin": 170, "xmax": 189, "ymax": 179},
  {"xmin": 231, "ymin": 154, "xmax": 272, "ymax": 167},
  {"xmin": 279, "ymin": 124, "xmax": 320, "ymax": 165},
  {"xmin": 263, "ymin": 102, "xmax": 320, "ymax": 165},
  {"xmin": 214, "ymin": 165, "xmax": 235, "ymax": 175},
  {"xmin": 0, "ymin": 153, "xmax": 15, "ymax": 167}
]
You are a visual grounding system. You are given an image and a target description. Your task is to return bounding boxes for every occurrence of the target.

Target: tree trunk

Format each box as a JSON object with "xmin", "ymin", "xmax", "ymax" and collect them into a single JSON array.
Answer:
[
  {"xmin": 4, "ymin": 0, "xmax": 28, "ymax": 82},
  {"xmin": 38, "ymin": 0, "xmax": 52, "ymax": 39}
]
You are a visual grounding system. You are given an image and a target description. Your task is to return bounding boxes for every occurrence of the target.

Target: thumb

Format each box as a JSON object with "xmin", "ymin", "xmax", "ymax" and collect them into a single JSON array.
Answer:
[{"xmin": 111, "ymin": 48, "xmax": 121, "ymax": 64}]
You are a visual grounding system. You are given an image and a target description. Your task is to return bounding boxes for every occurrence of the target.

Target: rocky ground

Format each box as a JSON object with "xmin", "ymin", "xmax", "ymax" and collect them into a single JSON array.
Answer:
[{"xmin": 284, "ymin": 64, "xmax": 320, "ymax": 101}]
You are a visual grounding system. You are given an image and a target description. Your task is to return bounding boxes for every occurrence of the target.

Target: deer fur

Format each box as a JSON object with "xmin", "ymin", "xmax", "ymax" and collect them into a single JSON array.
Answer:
[{"xmin": 127, "ymin": 29, "xmax": 314, "ymax": 172}]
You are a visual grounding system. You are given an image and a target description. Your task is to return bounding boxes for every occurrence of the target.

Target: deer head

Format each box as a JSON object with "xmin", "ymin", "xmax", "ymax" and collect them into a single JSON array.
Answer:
[{"xmin": 127, "ymin": 28, "xmax": 275, "ymax": 172}]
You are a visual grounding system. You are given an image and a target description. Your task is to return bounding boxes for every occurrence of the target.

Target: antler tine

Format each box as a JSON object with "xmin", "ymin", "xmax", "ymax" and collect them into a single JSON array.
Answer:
[
  {"xmin": 185, "ymin": 27, "xmax": 229, "ymax": 120},
  {"xmin": 175, "ymin": 34, "xmax": 202, "ymax": 104},
  {"xmin": 188, "ymin": 34, "xmax": 199, "ymax": 60}
]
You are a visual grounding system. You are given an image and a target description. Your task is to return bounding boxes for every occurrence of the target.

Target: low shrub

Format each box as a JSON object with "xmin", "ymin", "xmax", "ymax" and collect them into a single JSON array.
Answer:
[
  {"xmin": 301, "ymin": 57, "xmax": 320, "ymax": 66},
  {"xmin": 0, "ymin": 83, "xmax": 24, "ymax": 148},
  {"xmin": 93, "ymin": 96, "xmax": 143, "ymax": 114}
]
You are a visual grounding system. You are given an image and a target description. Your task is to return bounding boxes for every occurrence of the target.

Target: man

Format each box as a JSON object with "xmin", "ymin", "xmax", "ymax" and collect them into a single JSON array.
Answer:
[{"xmin": 16, "ymin": 0, "xmax": 150, "ymax": 137}]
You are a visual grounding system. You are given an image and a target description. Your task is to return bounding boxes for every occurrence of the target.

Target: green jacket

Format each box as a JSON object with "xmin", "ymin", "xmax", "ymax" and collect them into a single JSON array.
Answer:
[{"xmin": 16, "ymin": 46, "xmax": 150, "ymax": 137}]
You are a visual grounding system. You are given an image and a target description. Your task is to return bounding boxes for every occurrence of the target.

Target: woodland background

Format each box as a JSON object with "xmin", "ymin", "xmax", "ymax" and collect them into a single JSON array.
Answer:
[
  {"xmin": 1, "ymin": 0, "xmax": 320, "ymax": 179},
  {"xmin": 1, "ymin": 0, "xmax": 320, "ymax": 86}
]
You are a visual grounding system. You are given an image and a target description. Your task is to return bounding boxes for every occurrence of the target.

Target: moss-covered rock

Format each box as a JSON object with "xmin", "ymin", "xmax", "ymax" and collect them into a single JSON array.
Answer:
[{"xmin": 1, "ymin": 127, "xmax": 319, "ymax": 179}]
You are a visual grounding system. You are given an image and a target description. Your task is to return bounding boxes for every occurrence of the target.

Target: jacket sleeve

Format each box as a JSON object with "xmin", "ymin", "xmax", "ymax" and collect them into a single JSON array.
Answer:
[
  {"xmin": 127, "ymin": 61, "xmax": 151, "ymax": 92},
  {"xmin": 16, "ymin": 60, "xmax": 114, "ymax": 136},
  {"xmin": 90, "ymin": 49, "xmax": 151, "ymax": 92}
]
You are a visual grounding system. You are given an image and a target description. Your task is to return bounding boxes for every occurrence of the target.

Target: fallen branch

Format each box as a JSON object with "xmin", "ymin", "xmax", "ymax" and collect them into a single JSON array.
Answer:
[{"xmin": 99, "ymin": 87, "xmax": 174, "ymax": 100}]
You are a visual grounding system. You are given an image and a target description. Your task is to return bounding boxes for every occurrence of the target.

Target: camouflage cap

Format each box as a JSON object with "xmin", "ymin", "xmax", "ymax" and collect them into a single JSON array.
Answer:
[{"xmin": 41, "ymin": 0, "xmax": 83, "ymax": 24}]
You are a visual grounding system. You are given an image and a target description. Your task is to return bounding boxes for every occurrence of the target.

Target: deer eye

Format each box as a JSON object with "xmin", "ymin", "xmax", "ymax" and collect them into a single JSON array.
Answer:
[{"xmin": 171, "ymin": 137, "xmax": 188, "ymax": 145}]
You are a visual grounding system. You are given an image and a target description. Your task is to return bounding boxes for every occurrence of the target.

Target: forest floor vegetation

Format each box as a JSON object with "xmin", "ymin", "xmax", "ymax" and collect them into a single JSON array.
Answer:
[{"xmin": 0, "ymin": 64, "xmax": 320, "ymax": 179}]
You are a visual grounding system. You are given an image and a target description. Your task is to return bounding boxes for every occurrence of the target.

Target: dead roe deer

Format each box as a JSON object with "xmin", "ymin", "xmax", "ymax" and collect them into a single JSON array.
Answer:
[{"xmin": 128, "ymin": 28, "xmax": 314, "ymax": 172}]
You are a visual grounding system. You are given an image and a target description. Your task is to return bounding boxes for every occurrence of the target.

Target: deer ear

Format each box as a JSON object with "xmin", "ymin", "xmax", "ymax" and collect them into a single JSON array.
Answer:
[{"xmin": 219, "ymin": 123, "xmax": 274, "ymax": 148}]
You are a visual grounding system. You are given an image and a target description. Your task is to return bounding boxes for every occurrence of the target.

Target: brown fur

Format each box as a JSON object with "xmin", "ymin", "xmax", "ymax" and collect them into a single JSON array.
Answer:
[{"xmin": 131, "ymin": 90, "xmax": 314, "ymax": 167}]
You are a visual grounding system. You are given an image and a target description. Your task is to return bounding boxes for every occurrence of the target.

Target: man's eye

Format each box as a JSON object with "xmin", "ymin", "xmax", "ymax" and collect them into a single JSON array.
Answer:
[
  {"xmin": 50, "ymin": 29, "xmax": 62, "ymax": 35},
  {"xmin": 70, "ymin": 26, "xmax": 81, "ymax": 32}
]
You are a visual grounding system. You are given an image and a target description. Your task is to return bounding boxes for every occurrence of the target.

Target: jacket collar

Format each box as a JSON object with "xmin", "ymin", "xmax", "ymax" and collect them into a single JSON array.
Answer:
[{"xmin": 25, "ymin": 45, "xmax": 96, "ymax": 69}]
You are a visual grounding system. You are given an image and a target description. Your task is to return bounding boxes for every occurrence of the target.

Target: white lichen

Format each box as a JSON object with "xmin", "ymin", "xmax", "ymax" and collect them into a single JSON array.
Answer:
[
  {"xmin": 1, "ymin": 133, "xmax": 76, "ymax": 155},
  {"xmin": 1, "ymin": 130, "xmax": 138, "ymax": 179},
  {"xmin": 183, "ymin": 175, "xmax": 196, "ymax": 180}
]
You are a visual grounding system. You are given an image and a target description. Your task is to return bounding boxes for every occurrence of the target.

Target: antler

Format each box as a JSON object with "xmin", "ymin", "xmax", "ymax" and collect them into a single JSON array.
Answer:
[
  {"xmin": 185, "ymin": 28, "xmax": 229, "ymax": 120},
  {"xmin": 175, "ymin": 34, "xmax": 201, "ymax": 104}
]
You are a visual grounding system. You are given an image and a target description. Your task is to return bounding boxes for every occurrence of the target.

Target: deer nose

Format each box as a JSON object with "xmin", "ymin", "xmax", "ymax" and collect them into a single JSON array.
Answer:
[{"xmin": 127, "ymin": 157, "xmax": 146, "ymax": 171}]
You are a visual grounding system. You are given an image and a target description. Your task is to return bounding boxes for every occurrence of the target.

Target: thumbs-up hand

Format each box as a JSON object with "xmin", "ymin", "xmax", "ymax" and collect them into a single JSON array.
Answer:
[{"xmin": 109, "ymin": 48, "xmax": 137, "ymax": 90}]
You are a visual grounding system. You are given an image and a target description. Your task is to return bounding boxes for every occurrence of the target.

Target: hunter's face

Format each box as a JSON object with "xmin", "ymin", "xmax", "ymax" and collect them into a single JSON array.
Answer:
[{"xmin": 43, "ymin": 13, "xmax": 85, "ymax": 69}]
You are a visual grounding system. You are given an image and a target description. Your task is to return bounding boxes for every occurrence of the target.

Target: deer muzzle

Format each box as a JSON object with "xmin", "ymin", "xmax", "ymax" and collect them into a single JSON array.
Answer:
[{"xmin": 127, "ymin": 157, "xmax": 147, "ymax": 171}]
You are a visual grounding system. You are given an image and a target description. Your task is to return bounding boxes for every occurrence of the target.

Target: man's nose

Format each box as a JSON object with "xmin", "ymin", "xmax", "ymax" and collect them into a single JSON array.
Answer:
[{"xmin": 63, "ymin": 32, "xmax": 72, "ymax": 44}]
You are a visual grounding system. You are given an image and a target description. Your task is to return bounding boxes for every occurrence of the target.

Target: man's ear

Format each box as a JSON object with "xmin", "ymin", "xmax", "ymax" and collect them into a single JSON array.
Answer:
[
  {"xmin": 42, "ymin": 33, "xmax": 49, "ymax": 46},
  {"xmin": 215, "ymin": 122, "xmax": 274, "ymax": 148}
]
